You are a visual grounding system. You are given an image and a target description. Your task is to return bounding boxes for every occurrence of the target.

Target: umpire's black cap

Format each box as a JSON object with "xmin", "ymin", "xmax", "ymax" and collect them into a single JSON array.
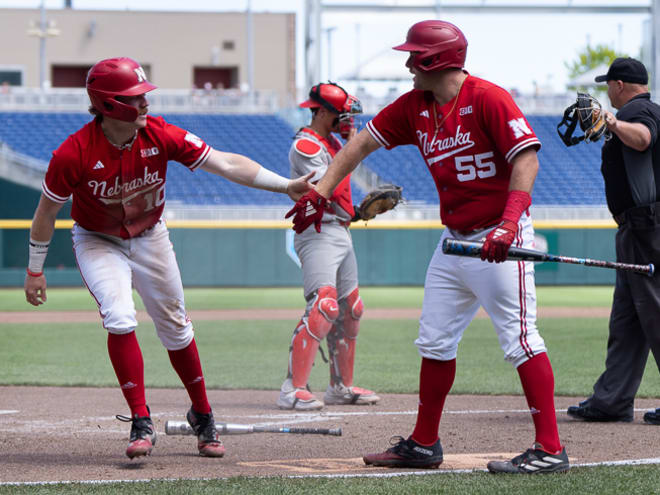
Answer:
[{"xmin": 595, "ymin": 57, "xmax": 648, "ymax": 85}]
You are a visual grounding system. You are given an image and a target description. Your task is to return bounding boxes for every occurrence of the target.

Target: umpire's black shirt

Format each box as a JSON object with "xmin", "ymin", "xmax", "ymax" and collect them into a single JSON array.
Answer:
[{"xmin": 601, "ymin": 93, "xmax": 660, "ymax": 216}]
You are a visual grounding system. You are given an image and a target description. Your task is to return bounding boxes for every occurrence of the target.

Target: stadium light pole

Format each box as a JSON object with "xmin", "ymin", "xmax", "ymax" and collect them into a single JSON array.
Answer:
[
  {"xmin": 246, "ymin": 0, "xmax": 255, "ymax": 105},
  {"xmin": 324, "ymin": 27, "xmax": 337, "ymax": 81},
  {"xmin": 26, "ymin": 0, "xmax": 60, "ymax": 91}
]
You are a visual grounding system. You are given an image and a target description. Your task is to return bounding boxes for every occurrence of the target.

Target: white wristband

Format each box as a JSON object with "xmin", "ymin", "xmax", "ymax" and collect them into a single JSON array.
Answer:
[
  {"xmin": 253, "ymin": 167, "xmax": 290, "ymax": 193},
  {"xmin": 28, "ymin": 238, "xmax": 50, "ymax": 274}
]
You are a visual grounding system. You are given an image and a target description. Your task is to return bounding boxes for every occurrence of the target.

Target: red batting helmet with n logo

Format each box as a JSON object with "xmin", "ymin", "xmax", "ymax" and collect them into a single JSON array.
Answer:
[
  {"xmin": 86, "ymin": 57, "xmax": 157, "ymax": 122},
  {"xmin": 393, "ymin": 20, "xmax": 467, "ymax": 72}
]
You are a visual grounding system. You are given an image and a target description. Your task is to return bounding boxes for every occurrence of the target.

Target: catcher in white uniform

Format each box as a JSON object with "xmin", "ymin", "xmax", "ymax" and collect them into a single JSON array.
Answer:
[{"xmin": 277, "ymin": 82, "xmax": 380, "ymax": 410}]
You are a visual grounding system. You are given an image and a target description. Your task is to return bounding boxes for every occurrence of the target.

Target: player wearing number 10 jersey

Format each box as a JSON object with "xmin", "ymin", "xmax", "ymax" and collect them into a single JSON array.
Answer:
[{"xmin": 24, "ymin": 57, "xmax": 312, "ymax": 460}]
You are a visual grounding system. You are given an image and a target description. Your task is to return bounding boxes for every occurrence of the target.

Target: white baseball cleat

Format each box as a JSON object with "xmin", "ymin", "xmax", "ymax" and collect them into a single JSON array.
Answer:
[
  {"xmin": 277, "ymin": 378, "xmax": 324, "ymax": 410},
  {"xmin": 324, "ymin": 383, "xmax": 381, "ymax": 405}
]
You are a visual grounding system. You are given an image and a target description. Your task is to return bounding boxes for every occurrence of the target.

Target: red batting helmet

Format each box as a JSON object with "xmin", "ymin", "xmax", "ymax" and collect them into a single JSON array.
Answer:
[
  {"xmin": 393, "ymin": 20, "xmax": 467, "ymax": 72},
  {"xmin": 86, "ymin": 57, "xmax": 157, "ymax": 122},
  {"xmin": 299, "ymin": 82, "xmax": 362, "ymax": 118}
]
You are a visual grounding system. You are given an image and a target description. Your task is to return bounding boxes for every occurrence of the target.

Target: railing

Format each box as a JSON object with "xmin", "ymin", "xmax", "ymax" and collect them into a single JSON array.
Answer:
[
  {"xmin": 0, "ymin": 87, "xmax": 577, "ymax": 116},
  {"xmin": 0, "ymin": 87, "xmax": 281, "ymax": 114}
]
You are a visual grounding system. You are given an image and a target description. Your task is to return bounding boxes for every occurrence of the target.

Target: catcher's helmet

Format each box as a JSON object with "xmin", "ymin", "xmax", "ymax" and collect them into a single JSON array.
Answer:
[
  {"xmin": 557, "ymin": 92, "xmax": 610, "ymax": 147},
  {"xmin": 86, "ymin": 57, "xmax": 157, "ymax": 122},
  {"xmin": 299, "ymin": 82, "xmax": 362, "ymax": 119},
  {"xmin": 393, "ymin": 20, "xmax": 467, "ymax": 72}
]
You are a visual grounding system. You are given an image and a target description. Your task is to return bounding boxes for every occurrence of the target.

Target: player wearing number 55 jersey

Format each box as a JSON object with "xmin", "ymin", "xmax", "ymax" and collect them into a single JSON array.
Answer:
[
  {"xmin": 24, "ymin": 57, "xmax": 312, "ymax": 460},
  {"xmin": 286, "ymin": 20, "xmax": 568, "ymax": 474}
]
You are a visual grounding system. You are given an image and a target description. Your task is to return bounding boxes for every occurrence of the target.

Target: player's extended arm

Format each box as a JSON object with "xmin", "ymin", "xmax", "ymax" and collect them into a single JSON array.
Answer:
[
  {"xmin": 603, "ymin": 111, "xmax": 651, "ymax": 152},
  {"xmin": 481, "ymin": 148, "xmax": 539, "ymax": 263},
  {"xmin": 286, "ymin": 129, "xmax": 381, "ymax": 233},
  {"xmin": 24, "ymin": 194, "xmax": 64, "ymax": 306},
  {"xmin": 316, "ymin": 129, "xmax": 381, "ymax": 198},
  {"xmin": 201, "ymin": 149, "xmax": 313, "ymax": 201}
]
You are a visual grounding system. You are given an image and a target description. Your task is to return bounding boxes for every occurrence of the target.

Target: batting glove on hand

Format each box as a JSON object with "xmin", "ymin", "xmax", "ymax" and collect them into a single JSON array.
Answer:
[
  {"xmin": 480, "ymin": 220, "xmax": 518, "ymax": 263},
  {"xmin": 285, "ymin": 189, "xmax": 328, "ymax": 234}
]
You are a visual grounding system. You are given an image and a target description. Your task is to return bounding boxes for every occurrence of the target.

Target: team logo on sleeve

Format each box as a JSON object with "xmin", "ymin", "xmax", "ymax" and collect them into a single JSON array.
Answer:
[
  {"xmin": 508, "ymin": 118, "xmax": 532, "ymax": 139},
  {"xmin": 184, "ymin": 132, "xmax": 203, "ymax": 148}
]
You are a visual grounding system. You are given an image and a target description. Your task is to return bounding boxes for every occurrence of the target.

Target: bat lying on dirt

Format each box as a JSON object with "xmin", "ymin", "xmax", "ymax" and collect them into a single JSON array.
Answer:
[
  {"xmin": 165, "ymin": 421, "xmax": 342, "ymax": 436},
  {"xmin": 442, "ymin": 238, "xmax": 655, "ymax": 277}
]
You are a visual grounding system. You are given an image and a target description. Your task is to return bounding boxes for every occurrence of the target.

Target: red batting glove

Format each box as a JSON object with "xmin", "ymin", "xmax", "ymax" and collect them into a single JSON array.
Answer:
[
  {"xmin": 285, "ymin": 189, "xmax": 328, "ymax": 234},
  {"xmin": 480, "ymin": 220, "xmax": 518, "ymax": 263}
]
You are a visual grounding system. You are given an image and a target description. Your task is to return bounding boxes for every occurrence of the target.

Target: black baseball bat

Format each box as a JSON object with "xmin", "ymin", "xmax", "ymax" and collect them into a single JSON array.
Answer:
[
  {"xmin": 442, "ymin": 238, "xmax": 655, "ymax": 277},
  {"xmin": 165, "ymin": 420, "xmax": 342, "ymax": 436}
]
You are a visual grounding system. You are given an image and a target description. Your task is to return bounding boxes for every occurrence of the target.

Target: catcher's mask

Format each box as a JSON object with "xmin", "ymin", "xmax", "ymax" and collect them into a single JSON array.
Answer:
[
  {"xmin": 557, "ymin": 92, "xmax": 610, "ymax": 147},
  {"xmin": 300, "ymin": 82, "xmax": 362, "ymax": 120}
]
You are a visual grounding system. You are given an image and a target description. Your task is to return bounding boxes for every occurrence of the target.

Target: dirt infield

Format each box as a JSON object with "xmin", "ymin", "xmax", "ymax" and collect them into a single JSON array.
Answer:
[
  {"xmin": 3, "ymin": 305, "xmax": 658, "ymax": 484},
  {"xmin": 1, "ymin": 386, "xmax": 659, "ymax": 484}
]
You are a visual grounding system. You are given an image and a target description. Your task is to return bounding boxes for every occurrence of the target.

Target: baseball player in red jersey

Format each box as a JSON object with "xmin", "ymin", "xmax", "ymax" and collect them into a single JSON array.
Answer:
[
  {"xmin": 286, "ymin": 21, "xmax": 569, "ymax": 474},
  {"xmin": 278, "ymin": 83, "xmax": 380, "ymax": 410},
  {"xmin": 23, "ymin": 57, "xmax": 312, "ymax": 460}
]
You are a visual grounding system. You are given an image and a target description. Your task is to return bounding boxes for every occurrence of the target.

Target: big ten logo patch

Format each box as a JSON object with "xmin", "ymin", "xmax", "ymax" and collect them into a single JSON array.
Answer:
[
  {"xmin": 459, "ymin": 105, "xmax": 473, "ymax": 116},
  {"xmin": 140, "ymin": 147, "xmax": 159, "ymax": 158}
]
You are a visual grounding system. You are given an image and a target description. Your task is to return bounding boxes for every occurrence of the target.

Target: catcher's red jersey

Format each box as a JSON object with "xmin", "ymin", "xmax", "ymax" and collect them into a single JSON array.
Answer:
[
  {"xmin": 366, "ymin": 74, "xmax": 540, "ymax": 231},
  {"xmin": 42, "ymin": 116, "xmax": 211, "ymax": 238}
]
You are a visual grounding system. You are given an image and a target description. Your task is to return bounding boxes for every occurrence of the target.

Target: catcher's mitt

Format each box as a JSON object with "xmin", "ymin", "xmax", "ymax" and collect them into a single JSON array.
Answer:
[
  {"xmin": 557, "ymin": 92, "xmax": 610, "ymax": 147},
  {"xmin": 354, "ymin": 184, "xmax": 403, "ymax": 221}
]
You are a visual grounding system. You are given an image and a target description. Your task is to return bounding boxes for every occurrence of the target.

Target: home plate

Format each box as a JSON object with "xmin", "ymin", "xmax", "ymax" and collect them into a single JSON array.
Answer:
[{"xmin": 238, "ymin": 453, "xmax": 563, "ymax": 473}]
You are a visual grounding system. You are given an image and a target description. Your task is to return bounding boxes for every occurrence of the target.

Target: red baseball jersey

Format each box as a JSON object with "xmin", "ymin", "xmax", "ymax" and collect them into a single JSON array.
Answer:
[
  {"xmin": 42, "ymin": 116, "xmax": 211, "ymax": 238},
  {"xmin": 366, "ymin": 74, "xmax": 540, "ymax": 231}
]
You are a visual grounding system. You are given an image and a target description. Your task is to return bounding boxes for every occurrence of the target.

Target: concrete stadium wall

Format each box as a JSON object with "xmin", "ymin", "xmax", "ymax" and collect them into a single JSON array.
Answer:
[
  {"xmin": 0, "ymin": 223, "xmax": 617, "ymax": 287},
  {"xmin": 0, "ymin": 8, "xmax": 295, "ymax": 99}
]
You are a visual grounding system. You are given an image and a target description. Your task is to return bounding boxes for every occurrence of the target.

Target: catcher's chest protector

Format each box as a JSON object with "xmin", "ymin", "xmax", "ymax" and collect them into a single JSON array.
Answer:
[{"xmin": 291, "ymin": 129, "xmax": 354, "ymax": 217}]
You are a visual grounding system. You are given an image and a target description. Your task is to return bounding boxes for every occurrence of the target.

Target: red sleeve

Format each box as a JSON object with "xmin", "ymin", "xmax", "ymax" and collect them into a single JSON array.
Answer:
[
  {"xmin": 366, "ymin": 91, "xmax": 418, "ymax": 149},
  {"xmin": 156, "ymin": 117, "xmax": 212, "ymax": 171},
  {"xmin": 479, "ymin": 85, "xmax": 540, "ymax": 163},
  {"xmin": 42, "ymin": 137, "xmax": 81, "ymax": 203}
]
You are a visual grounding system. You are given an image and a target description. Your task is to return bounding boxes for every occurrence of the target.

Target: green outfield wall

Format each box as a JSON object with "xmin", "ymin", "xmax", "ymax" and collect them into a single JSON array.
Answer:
[{"xmin": 0, "ymin": 220, "xmax": 618, "ymax": 287}]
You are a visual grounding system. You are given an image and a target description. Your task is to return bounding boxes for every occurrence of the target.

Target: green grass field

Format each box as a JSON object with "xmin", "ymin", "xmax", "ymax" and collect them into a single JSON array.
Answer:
[{"xmin": 1, "ymin": 286, "xmax": 659, "ymax": 493}]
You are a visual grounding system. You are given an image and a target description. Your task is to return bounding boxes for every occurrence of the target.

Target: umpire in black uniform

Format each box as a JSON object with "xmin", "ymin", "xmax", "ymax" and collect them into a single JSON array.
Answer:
[{"xmin": 567, "ymin": 58, "xmax": 660, "ymax": 425}]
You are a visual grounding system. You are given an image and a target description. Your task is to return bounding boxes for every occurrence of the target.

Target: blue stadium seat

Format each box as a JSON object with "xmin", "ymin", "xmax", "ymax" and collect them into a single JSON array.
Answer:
[{"xmin": 0, "ymin": 111, "xmax": 606, "ymax": 206}]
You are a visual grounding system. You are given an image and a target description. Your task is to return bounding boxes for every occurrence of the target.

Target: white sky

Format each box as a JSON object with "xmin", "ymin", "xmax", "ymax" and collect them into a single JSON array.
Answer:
[{"xmin": 1, "ymin": 0, "xmax": 650, "ymax": 95}]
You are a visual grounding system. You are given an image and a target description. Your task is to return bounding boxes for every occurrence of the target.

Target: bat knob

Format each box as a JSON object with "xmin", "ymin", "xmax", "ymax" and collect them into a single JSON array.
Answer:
[{"xmin": 649, "ymin": 263, "xmax": 655, "ymax": 277}]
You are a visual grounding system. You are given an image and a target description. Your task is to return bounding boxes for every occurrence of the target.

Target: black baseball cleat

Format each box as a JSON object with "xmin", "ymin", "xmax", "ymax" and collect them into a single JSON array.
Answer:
[
  {"xmin": 567, "ymin": 401, "xmax": 633, "ymax": 422},
  {"xmin": 487, "ymin": 443, "xmax": 570, "ymax": 474},
  {"xmin": 116, "ymin": 407, "xmax": 157, "ymax": 459},
  {"xmin": 186, "ymin": 407, "xmax": 226, "ymax": 457},
  {"xmin": 643, "ymin": 408, "xmax": 660, "ymax": 425},
  {"xmin": 363, "ymin": 435, "xmax": 443, "ymax": 469}
]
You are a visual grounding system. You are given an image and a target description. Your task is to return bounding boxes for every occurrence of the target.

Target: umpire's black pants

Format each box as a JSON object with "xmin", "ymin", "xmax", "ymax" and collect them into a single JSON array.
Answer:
[{"xmin": 589, "ymin": 204, "xmax": 660, "ymax": 417}]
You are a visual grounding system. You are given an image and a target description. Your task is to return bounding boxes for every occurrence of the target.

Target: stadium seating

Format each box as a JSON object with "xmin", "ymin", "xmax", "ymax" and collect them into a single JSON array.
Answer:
[{"xmin": 0, "ymin": 112, "xmax": 606, "ymax": 206}]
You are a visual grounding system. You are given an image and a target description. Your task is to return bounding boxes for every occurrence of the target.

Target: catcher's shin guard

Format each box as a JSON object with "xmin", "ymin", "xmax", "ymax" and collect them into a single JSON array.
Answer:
[
  {"xmin": 288, "ymin": 286, "xmax": 339, "ymax": 389},
  {"xmin": 328, "ymin": 288, "xmax": 363, "ymax": 387}
]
